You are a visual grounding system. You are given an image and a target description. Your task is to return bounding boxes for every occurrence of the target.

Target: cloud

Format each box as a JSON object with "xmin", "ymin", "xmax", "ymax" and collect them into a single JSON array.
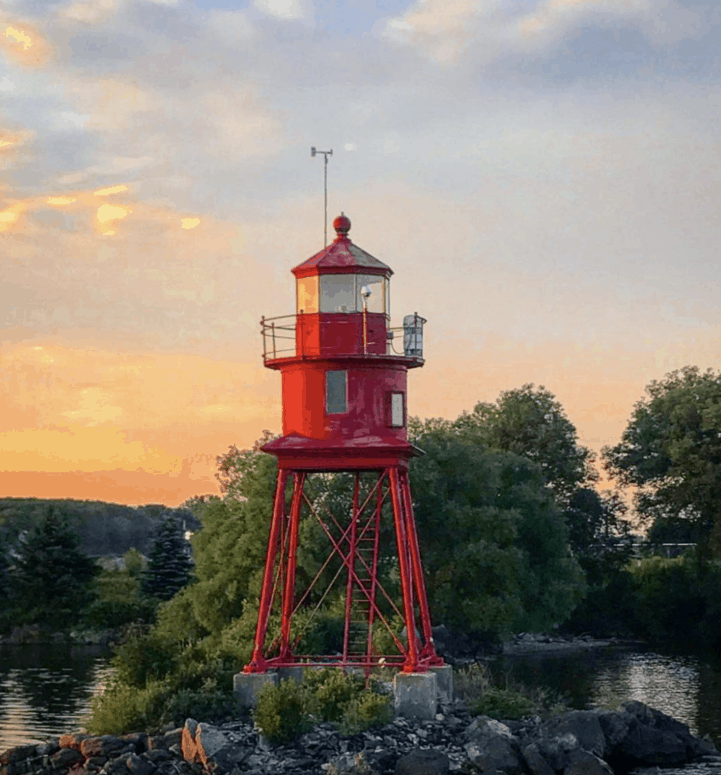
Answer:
[
  {"xmin": 253, "ymin": 0, "xmax": 307, "ymax": 21},
  {"xmin": 60, "ymin": 0, "xmax": 120, "ymax": 25},
  {"xmin": 381, "ymin": 0, "xmax": 709, "ymax": 67},
  {"xmin": 0, "ymin": 18, "xmax": 55, "ymax": 66}
]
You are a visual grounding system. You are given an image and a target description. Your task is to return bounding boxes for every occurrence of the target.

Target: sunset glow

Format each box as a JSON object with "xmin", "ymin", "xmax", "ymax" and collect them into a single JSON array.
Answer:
[
  {"xmin": 0, "ymin": 0, "xmax": 719, "ymax": 507},
  {"xmin": 4, "ymin": 27, "xmax": 32, "ymax": 51}
]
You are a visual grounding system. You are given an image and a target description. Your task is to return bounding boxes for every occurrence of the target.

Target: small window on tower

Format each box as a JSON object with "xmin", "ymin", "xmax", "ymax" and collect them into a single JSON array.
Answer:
[
  {"xmin": 326, "ymin": 370, "xmax": 348, "ymax": 414},
  {"xmin": 389, "ymin": 392, "xmax": 405, "ymax": 427}
]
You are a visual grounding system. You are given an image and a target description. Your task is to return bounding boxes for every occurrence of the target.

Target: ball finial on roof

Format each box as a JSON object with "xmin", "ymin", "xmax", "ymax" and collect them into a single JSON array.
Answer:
[{"xmin": 333, "ymin": 212, "xmax": 351, "ymax": 236}]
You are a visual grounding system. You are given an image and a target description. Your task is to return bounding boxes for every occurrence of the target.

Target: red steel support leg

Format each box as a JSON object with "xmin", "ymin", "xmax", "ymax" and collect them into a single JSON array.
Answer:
[
  {"xmin": 342, "ymin": 473, "xmax": 361, "ymax": 664},
  {"xmin": 400, "ymin": 470, "xmax": 441, "ymax": 664},
  {"xmin": 389, "ymin": 467, "xmax": 420, "ymax": 673},
  {"xmin": 279, "ymin": 472, "xmax": 306, "ymax": 661},
  {"xmin": 245, "ymin": 468, "xmax": 289, "ymax": 673}
]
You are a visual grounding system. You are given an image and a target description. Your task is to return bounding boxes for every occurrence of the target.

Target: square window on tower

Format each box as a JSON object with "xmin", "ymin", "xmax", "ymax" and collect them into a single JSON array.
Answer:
[
  {"xmin": 389, "ymin": 391, "xmax": 405, "ymax": 427},
  {"xmin": 326, "ymin": 370, "xmax": 348, "ymax": 414}
]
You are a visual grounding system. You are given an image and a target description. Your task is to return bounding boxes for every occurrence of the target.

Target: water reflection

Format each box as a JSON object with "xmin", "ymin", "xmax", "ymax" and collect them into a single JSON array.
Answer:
[
  {"xmin": 492, "ymin": 645, "xmax": 721, "ymax": 746},
  {"xmin": 0, "ymin": 645, "xmax": 113, "ymax": 751}
]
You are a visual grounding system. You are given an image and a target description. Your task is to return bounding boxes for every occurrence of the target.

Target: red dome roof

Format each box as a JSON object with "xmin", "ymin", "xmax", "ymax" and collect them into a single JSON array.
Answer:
[{"xmin": 292, "ymin": 214, "xmax": 392, "ymax": 278}]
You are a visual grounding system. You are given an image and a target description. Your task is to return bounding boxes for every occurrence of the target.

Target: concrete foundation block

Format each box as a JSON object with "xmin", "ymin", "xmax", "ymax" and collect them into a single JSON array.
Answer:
[
  {"xmin": 430, "ymin": 664, "xmax": 454, "ymax": 705},
  {"xmin": 393, "ymin": 672, "xmax": 438, "ymax": 721},
  {"xmin": 233, "ymin": 672, "xmax": 278, "ymax": 709},
  {"xmin": 277, "ymin": 666, "xmax": 305, "ymax": 684}
]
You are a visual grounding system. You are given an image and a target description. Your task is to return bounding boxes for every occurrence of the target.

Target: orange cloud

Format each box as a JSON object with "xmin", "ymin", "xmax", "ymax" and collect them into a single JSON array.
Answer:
[
  {"xmin": 181, "ymin": 217, "xmax": 200, "ymax": 229},
  {"xmin": 47, "ymin": 196, "xmax": 77, "ymax": 205},
  {"xmin": 0, "ymin": 202, "xmax": 25, "ymax": 232},
  {"xmin": 0, "ymin": 21, "xmax": 54, "ymax": 67},
  {"xmin": 94, "ymin": 184, "xmax": 129, "ymax": 196}
]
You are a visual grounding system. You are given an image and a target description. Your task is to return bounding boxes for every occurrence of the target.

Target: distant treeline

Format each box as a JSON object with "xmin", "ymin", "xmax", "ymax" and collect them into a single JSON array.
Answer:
[{"xmin": 0, "ymin": 498, "xmax": 201, "ymax": 557}]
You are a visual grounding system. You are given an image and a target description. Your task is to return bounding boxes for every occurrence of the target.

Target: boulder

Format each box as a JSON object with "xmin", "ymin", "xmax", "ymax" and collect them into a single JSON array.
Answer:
[
  {"xmin": 533, "ymin": 732, "xmax": 580, "ymax": 772},
  {"xmin": 464, "ymin": 717, "xmax": 524, "ymax": 775},
  {"xmin": 125, "ymin": 754, "xmax": 156, "ymax": 775},
  {"xmin": 395, "ymin": 748, "xmax": 449, "ymax": 775},
  {"xmin": 563, "ymin": 748, "xmax": 614, "ymax": 775},
  {"xmin": 521, "ymin": 742, "xmax": 555, "ymax": 775},
  {"xmin": 52, "ymin": 748, "xmax": 84, "ymax": 768},
  {"xmin": 541, "ymin": 710, "xmax": 605, "ymax": 757}
]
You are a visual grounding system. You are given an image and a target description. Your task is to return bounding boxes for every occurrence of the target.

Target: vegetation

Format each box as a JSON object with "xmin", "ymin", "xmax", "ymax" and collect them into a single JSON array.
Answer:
[
  {"xmin": 454, "ymin": 663, "xmax": 567, "ymax": 720},
  {"xmin": 141, "ymin": 516, "xmax": 194, "ymax": 601},
  {"xmin": 0, "ymin": 498, "xmax": 200, "ymax": 557},
  {"xmin": 604, "ymin": 366, "xmax": 721, "ymax": 558},
  {"xmin": 10, "ymin": 506, "xmax": 100, "ymax": 630},
  {"xmin": 253, "ymin": 671, "xmax": 393, "ymax": 744}
]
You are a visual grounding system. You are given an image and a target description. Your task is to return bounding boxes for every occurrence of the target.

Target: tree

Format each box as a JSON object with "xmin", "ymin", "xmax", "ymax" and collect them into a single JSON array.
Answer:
[
  {"xmin": 409, "ymin": 420, "xmax": 584, "ymax": 641},
  {"xmin": 603, "ymin": 366, "xmax": 721, "ymax": 556},
  {"xmin": 141, "ymin": 517, "xmax": 194, "ymax": 601},
  {"xmin": 12, "ymin": 506, "xmax": 100, "ymax": 629},
  {"xmin": 453, "ymin": 384, "xmax": 597, "ymax": 505}
]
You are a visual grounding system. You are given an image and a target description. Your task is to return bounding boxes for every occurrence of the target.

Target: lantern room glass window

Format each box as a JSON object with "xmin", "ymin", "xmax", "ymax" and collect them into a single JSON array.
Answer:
[
  {"xmin": 357, "ymin": 274, "xmax": 386, "ymax": 314},
  {"xmin": 297, "ymin": 276, "xmax": 319, "ymax": 314},
  {"xmin": 320, "ymin": 276, "xmax": 356, "ymax": 313},
  {"xmin": 318, "ymin": 274, "xmax": 389, "ymax": 315},
  {"xmin": 326, "ymin": 370, "xmax": 348, "ymax": 414}
]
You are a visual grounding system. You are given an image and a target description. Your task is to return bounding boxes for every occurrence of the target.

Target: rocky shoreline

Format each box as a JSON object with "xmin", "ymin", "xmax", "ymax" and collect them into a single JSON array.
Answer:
[{"xmin": 2, "ymin": 700, "xmax": 719, "ymax": 775}]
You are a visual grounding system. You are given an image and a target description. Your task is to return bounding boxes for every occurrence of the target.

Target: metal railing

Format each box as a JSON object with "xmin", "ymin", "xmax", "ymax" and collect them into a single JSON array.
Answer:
[
  {"xmin": 260, "ymin": 315, "xmax": 297, "ymax": 361},
  {"xmin": 260, "ymin": 314, "xmax": 423, "ymax": 362}
]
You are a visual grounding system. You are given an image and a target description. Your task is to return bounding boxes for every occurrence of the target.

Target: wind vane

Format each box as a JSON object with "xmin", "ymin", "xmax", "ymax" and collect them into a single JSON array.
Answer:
[{"xmin": 311, "ymin": 146, "xmax": 332, "ymax": 247}]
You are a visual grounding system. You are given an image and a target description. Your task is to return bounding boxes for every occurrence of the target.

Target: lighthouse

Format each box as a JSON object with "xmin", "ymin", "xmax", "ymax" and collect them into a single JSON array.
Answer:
[{"xmin": 243, "ymin": 214, "xmax": 443, "ymax": 680}]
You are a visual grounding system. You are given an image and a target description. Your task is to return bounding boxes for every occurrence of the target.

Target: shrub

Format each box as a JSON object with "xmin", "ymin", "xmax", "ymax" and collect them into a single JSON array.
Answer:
[
  {"xmin": 86, "ymin": 679, "xmax": 168, "ymax": 735},
  {"xmin": 306, "ymin": 669, "xmax": 365, "ymax": 723},
  {"xmin": 339, "ymin": 690, "xmax": 393, "ymax": 734},
  {"xmin": 253, "ymin": 678, "xmax": 311, "ymax": 745},
  {"xmin": 469, "ymin": 687, "xmax": 535, "ymax": 720},
  {"xmin": 111, "ymin": 632, "xmax": 178, "ymax": 687}
]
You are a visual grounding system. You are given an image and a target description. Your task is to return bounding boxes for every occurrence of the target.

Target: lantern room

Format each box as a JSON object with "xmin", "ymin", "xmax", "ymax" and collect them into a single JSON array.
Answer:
[{"xmin": 259, "ymin": 214, "xmax": 426, "ymax": 470}]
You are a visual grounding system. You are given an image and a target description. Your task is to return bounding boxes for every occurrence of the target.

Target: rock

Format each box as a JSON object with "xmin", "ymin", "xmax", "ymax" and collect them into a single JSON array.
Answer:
[
  {"xmin": 180, "ymin": 720, "xmax": 199, "ymax": 764},
  {"xmin": 59, "ymin": 733, "xmax": 90, "ymax": 751},
  {"xmin": 533, "ymin": 733, "xmax": 580, "ymax": 772},
  {"xmin": 0, "ymin": 746, "xmax": 38, "ymax": 765},
  {"xmin": 522, "ymin": 742, "xmax": 555, "ymax": 775},
  {"xmin": 464, "ymin": 717, "xmax": 524, "ymax": 775},
  {"xmin": 124, "ymin": 754, "xmax": 156, "ymax": 775},
  {"xmin": 395, "ymin": 748, "xmax": 449, "ymax": 775},
  {"xmin": 194, "ymin": 723, "xmax": 248, "ymax": 773},
  {"xmin": 563, "ymin": 748, "xmax": 614, "ymax": 775},
  {"xmin": 541, "ymin": 710, "xmax": 606, "ymax": 757},
  {"xmin": 52, "ymin": 748, "xmax": 84, "ymax": 768},
  {"xmin": 322, "ymin": 752, "xmax": 379, "ymax": 775}
]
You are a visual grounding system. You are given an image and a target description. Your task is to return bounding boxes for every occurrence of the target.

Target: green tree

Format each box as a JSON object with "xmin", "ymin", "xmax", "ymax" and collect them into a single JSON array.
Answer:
[
  {"xmin": 603, "ymin": 366, "xmax": 721, "ymax": 556},
  {"xmin": 141, "ymin": 517, "xmax": 194, "ymax": 601},
  {"xmin": 13, "ymin": 506, "xmax": 100, "ymax": 630},
  {"xmin": 409, "ymin": 420, "xmax": 584, "ymax": 641},
  {"xmin": 453, "ymin": 384, "xmax": 597, "ymax": 504},
  {"xmin": 563, "ymin": 488, "xmax": 634, "ymax": 586}
]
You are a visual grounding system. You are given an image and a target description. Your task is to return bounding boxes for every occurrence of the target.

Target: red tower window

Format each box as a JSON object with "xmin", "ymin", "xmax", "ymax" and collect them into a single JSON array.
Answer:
[
  {"xmin": 389, "ymin": 391, "xmax": 405, "ymax": 427},
  {"xmin": 326, "ymin": 370, "xmax": 347, "ymax": 413}
]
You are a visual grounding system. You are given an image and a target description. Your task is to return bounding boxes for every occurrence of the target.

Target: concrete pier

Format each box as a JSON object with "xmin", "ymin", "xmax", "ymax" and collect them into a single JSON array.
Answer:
[
  {"xmin": 233, "ymin": 672, "xmax": 279, "ymax": 709},
  {"xmin": 393, "ymin": 672, "xmax": 438, "ymax": 720}
]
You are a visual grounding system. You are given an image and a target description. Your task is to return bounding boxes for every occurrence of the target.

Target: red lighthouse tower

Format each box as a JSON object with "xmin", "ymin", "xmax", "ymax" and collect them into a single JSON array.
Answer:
[{"xmin": 245, "ymin": 214, "xmax": 441, "ymax": 675}]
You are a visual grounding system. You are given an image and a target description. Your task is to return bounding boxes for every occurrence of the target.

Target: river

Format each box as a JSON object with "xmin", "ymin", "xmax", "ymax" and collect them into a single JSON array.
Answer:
[{"xmin": 1, "ymin": 642, "xmax": 720, "ymax": 754}]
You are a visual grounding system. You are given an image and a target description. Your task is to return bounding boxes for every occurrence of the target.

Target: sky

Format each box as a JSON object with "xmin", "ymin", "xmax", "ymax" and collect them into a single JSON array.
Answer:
[{"xmin": 0, "ymin": 0, "xmax": 719, "ymax": 506}]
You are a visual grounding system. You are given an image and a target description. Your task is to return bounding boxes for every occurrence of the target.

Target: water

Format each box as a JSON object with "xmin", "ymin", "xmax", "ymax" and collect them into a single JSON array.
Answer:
[
  {"xmin": 491, "ymin": 643, "xmax": 721, "ymax": 747},
  {"xmin": 1, "ymin": 641, "xmax": 721, "ymax": 762},
  {"xmin": 0, "ymin": 644, "xmax": 114, "ymax": 751}
]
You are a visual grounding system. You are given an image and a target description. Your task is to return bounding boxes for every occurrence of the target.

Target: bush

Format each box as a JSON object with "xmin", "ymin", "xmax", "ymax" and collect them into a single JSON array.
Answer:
[
  {"xmin": 306, "ymin": 669, "xmax": 365, "ymax": 723},
  {"xmin": 111, "ymin": 632, "xmax": 178, "ymax": 687},
  {"xmin": 86, "ymin": 680, "xmax": 168, "ymax": 735},
  {"xmin": 253, "ymin": 678, "xmax": 311, "ymax": 745},
  {"xmin": 469, "ymin": 687, "xmax": 535, "ymax": 720},
  {"xmin": 339, "ymin": 690, "xmax": 393, "ymax": 734}
]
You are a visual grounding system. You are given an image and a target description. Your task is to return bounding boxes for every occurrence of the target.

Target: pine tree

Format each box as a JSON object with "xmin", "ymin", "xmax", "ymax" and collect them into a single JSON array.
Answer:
[
  {"xmin": 13, "ymin": 506, "xmax": 100, "ymax": 629},
  {"xmin": 141, "ymin": 517, "xmax": 193, "ymax": 601}
]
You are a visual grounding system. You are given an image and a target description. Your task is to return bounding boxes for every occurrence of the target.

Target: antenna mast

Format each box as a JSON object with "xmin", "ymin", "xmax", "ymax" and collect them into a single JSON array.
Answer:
[{"xmin": 311, "ymin": 146, "xmax": 333, "ymax": 247}]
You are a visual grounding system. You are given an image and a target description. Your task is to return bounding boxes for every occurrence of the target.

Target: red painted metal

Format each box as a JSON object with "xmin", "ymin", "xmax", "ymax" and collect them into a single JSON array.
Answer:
[{"xmin": 244, "ymin": 215, "xmax": 441, "ymax": 675}]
